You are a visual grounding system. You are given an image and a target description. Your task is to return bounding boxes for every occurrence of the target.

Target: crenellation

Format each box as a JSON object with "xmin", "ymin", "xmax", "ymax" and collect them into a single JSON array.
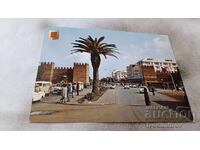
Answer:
[
  {"xmin": 73, "ymin": 62, "xmax": 89, "ymax": 84},
  {"xmin": 37, "ymin": 61, "xmax": 89, "ymax": 84},
  {"xmin": 67, "ymin": 67, "xmax": 73, "ymax": 70}
]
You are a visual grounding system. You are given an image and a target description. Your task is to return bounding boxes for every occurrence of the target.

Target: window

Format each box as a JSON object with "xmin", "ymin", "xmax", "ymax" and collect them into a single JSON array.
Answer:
[{"xmin": 36, "ymin": 83, "xmax": 42, "ymax": 86}]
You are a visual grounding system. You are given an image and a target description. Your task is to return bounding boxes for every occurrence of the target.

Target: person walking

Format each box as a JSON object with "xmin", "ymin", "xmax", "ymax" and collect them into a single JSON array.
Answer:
[
  {"xmin": 144, "ymin": 87, "xmax": 151, "ymax": 105},
  {"xmin": 72, "ymin": 83, "xmax": 76, "ymax": 98},
  {"xmin": 151, "ymin": 86, "xmax": 155, "ymax": 96},
  {"xmin": 60, "ymin": 83, "xmax": 67, "ymax": 103},
  {"xmin": 76, "ymin": 82, "xmax": 80, "ymax": 96},
  {"xmin": 67, "ymin": 83, "xmax": 73, "ymax": 102}
]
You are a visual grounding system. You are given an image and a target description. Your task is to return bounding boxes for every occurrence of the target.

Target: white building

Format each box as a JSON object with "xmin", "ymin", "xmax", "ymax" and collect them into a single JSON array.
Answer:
[
  {"xmin": 138, "ymin": 58, "xmax": 178, "ymax": 73},
  {"xmin": 112, "ymin": 70, "xmax": 127, "ymax": 80},
  {"xmin": 127, "ymin": 58, "xmax": 178, "ymax": 81}
]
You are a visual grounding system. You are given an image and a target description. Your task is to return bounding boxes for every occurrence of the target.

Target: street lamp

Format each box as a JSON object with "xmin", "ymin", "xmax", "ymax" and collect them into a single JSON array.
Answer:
[{"xmin": 169, "ymin": 72, "xmax": 176, "ymax": 90}]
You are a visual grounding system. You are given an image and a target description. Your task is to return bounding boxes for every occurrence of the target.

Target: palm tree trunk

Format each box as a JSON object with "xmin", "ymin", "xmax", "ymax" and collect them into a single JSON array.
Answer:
[
  {"xmin": 91, "ymin": 53, "xmax": 101, "ymax": 95},
  {"xmin": 92, "ymin": 67, "xmax": 100, "ymax": 94}
]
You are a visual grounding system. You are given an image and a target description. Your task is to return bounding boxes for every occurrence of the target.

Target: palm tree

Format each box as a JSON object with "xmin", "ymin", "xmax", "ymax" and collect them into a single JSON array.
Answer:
[{"xmin": 71, "ymin": 36, "xmax": 119, "ymax": 95}]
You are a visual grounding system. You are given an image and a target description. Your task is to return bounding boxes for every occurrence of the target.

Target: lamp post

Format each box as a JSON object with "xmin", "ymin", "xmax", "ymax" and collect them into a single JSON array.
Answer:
[
  {"xmin": 169, "ymin": 72, "xmax": 176, "ymax": 90},
  {"xmin": 161, "ymin": 78, "xmax": 163, "ymax": 89}
]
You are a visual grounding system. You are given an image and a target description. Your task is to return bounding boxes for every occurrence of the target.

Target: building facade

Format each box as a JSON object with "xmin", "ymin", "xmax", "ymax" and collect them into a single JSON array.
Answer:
[
  {"xmin": 126, "ymin": 58, "xmax": 178, "ymax": 88},
  {"xmin": 126, "ymin": 64, "xmax": 143, "ymax": 82},
  {"xmin": 36, "ymin": 62, "xmax": 89, "ymax": 85},
  {"xmin": 112, "ymin": 70, "xmax": 127, "ymax": 80},
  {"xmin": 137, "ymin": 58, "xmax": 178, "ymax": 73}
]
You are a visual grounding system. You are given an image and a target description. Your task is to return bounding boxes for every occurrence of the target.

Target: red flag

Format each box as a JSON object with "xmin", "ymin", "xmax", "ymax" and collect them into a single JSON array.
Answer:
[{"xmin": 48, "ymin": 30, "xmax": 59, "ymax": 40}]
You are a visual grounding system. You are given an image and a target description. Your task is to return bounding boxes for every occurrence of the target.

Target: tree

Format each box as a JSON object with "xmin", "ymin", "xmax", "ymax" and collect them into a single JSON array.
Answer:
[{"xmin": 71, "ymin": 36, "xmax": 119, "ymax": 95}]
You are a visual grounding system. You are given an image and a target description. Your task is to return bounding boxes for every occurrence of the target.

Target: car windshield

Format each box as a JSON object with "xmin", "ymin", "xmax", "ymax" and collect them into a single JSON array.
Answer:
[
  {"xmin": 56, "ymin": 84, "xmax": 61, "ymax": 87},
  {"xmin": 35, "ymin": 83, "xmax": 42, "ymax": 86}
]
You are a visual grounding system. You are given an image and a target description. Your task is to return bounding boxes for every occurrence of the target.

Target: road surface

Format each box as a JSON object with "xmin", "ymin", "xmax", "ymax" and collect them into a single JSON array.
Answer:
[
  {"xmin": 97, "ymin": 86, "xmax": 145, "ymax": 105},
  {"xmin": 30, "ymin": 86, "xmax": 192, "ymax": 122}
]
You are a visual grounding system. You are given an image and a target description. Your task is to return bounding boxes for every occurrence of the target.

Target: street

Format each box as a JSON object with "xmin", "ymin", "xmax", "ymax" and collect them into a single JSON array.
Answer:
[
  {"xmin": 39, "ymin": 86, "xmax": 146, "ymax": 106},
  {"xmin": 30, "ymin": 86, "xmax": 192, "ymax": 123},
  {"xmin": 97, "ymin": 86, "xmax": 145, "ymax": 105}
]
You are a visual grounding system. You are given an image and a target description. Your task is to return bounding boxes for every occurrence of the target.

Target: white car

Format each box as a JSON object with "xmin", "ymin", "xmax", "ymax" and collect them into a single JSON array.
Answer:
[
  {"xmin": 124, "ymin": 85, "xmax": 130, "ymax": 89},
  {"xmin": 110, "ymin": 85, "xmax": 116, "ymax": 89},
  {"xmin": 51, "ymin": 84, "xmax": 62, "ymax": 94},
  {"xmin": 35, "ymin": 81, "xmax": 52, "ymax": 96},
  {"xmin": 130, "ymin": 84, "xmax": 137, "ymax": 88},
  {"xmin": 132, "ymin": 84, "xmax": 137, "ymax": 88},
  {"xmin": 139, "ymin": 86, "xmax": 149, "ymax": 93},
  {"xmin": 32, "ymin": 91, "xmax": 45, "ymax": 102}
]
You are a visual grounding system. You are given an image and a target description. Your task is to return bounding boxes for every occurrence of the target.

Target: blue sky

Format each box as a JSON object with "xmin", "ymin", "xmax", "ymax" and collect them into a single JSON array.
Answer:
[{"xmin": 40, "ymin": 26, "xmax": 176, "ymax": 78}]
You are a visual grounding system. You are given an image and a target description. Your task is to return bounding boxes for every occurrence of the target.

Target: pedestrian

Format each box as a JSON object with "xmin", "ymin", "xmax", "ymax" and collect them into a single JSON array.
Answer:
[
  {"xmin": 151, "ymin": 86, "xmax": 155, "ymax": 96},
  {"xmin": 72, "ymin": 83, "xmax": 76, "ymax": 97},
  {"xmin": 67, "ymin": 83, "xmax": 73, "ymax": 102},
  {"xmin": 60, "ymin": 83, "xmax": 67, "ymax": 103},
  {"xmin": 76, "ymin": 82, "xmax": 80, "ymax": 95},
  {"xmin": 144, "ymin": 87, "xmax": 151, "ymax": 105}
]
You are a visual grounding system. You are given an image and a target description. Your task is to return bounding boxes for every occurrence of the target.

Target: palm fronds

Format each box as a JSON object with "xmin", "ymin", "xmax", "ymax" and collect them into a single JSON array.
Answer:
[{"xmin": 71, "ymin": 36, "xmax": 119, "ymax": 58}]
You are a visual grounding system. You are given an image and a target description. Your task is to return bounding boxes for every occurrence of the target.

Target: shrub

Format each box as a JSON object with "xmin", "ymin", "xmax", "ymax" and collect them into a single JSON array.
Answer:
[
  {"xmin": 84, "ymin": 87, "xmax": 107, "ymax": 102},
  {"xmin": 85, "ymin": 92, "xmax": 95, "ymax": 101},
  {"xmin": 100, "ymin": 87, "xmax": 107, "ymax": 92}
]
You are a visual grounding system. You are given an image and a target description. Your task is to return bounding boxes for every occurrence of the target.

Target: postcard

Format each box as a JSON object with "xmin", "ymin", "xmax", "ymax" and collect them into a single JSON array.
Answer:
[{"xmin": 30, "ymin": 27, "xmax": 193, "ymax": 123}]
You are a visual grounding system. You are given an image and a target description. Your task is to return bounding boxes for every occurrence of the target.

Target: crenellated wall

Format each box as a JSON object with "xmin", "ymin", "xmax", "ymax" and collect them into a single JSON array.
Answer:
[
  {"xmin": 36, "ymin": 62, "xmax": 89, "ymax": 84},
  {"xmin": 66, "ymin": 67, "xmax": 73, "ymax": 83},
  {"xmin": 37, "ymin": 62, "xmax": 55, "ymax": 82},
  {"xmin": 73, "ymin": 63, "xmax": 89, "ymax": 84},
  {"xmin": 52, "ymin": 67, "xmax": 68, "ymax": 84}
]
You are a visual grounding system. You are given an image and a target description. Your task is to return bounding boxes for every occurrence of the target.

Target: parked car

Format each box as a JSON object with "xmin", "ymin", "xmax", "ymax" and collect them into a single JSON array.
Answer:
[
  {"xmin": 178, "ymin": 86, "xmax": 184, "ymax": 91},
  {"xmin": 130, "ymin": 84, "xmax": 137, "ymax": 88},
  {"xmin": 129, "ymin": 84, "xmax": 134, "ymax": 88},
  {"xmin": 51, "ymin": 83, "xmax": 62, "ymax": 95},
  {"xmin": 139, "ymin": 86, "xmax": 149, "ymax": 93},
  {"xmin": 110, "ymin": 85, "xmax": 116, "ymax": 89},
  {"xmin": 133, "ymin": 84, "xmax": 138, "ymax": 88},
  {"xmin": 124, "ymin": 85, "xmax": 130, "ymax": 89},
  {"xmin": 35, "ymin": 81, "xmax": 52, "ymax": 96},
  {"xmin": 32, "ymin": 91, "xmax": 45, "ymax": 102}
]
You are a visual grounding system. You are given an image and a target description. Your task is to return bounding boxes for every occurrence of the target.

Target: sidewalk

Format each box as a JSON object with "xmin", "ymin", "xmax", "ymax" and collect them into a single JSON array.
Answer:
[
  {"xmin": 58, "ymin": 89, "xmax": 115, "ymax": 105},
  {"xmin": 41, "ymin": 88, "xmax": 91, "ymax": 104},
  {"xmin": 91, "ymin": 89, "xmax": 116, "ymax": 105},
  {"xmin": 149, "ymin": 91, "xmax": 185, "ymax": 102},
  {"xmin": 150, "ymin": 92, "xmax": 178, "ymax": 102}
]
